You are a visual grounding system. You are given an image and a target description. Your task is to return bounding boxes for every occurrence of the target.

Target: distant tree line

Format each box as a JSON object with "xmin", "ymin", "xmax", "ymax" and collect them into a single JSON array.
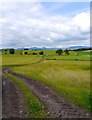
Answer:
[{"xmin": 69, "ymin": 47, "xmax": 92, "ymax": 51}]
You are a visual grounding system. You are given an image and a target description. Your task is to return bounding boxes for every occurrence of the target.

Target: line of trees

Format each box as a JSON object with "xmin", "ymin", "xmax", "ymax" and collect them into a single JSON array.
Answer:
[{"xmin": 71, "ymin": 48, "xmax": 92, "ymax": 51}]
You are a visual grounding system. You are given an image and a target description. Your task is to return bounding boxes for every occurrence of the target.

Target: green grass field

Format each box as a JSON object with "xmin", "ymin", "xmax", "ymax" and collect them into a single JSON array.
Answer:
[
  {"xmin": 1, "ymin": 50, "xmax": 91, "ymax": 111},
  {"xmin": 46, "ymin": 54, "xmax": 90, "ymax": 61}
]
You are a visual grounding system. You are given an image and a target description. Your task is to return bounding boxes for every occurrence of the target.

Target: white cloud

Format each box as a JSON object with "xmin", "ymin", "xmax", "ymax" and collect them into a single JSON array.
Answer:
[
  {"xmin": 0, "ymin": 2, "xmax": 90, "ymax": 48},
  {"xmin": 73, "ymin": 11, "xmax": 90, "ymax": 32}
]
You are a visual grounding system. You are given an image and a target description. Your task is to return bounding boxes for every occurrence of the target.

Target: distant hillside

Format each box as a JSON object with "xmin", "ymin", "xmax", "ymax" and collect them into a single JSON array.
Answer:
[
  {"xmin": 66, "ymin": 46, "xmax": 90, "ymax": 50},
  {"xmin": 17, "ymin": 47, "xmax": 57, "ymax": 50},
  {"xmin": 17, "ymin": 46, "xmax": 91, "ymax": 50}
]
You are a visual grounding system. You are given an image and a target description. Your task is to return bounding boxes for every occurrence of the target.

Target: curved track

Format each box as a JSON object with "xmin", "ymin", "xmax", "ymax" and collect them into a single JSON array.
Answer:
[{"xmin": 2, "ymin": 68, "xmax": 90, "ymax": 118}]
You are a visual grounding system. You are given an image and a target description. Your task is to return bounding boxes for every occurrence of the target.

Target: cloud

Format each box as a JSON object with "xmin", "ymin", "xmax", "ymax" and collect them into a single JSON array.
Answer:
[{"xmin": 0, "ymin": 2, "xmax": 90, "ymax": 48}]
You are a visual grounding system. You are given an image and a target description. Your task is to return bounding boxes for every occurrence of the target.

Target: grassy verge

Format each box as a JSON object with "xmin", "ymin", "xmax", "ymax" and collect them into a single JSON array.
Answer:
[{"xmin": 3, "ymin": 73, "xmax": 46, "ymax": 118}]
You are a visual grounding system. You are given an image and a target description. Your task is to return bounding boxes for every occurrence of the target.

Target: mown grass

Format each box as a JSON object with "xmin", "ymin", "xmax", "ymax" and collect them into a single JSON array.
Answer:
[
  {"xmin": 77, "ymin": 51, "xmax": 92, "ymax": 56},
  {"xmin": 45, "ymin": 54, "xmax": 90, "ymax": 61},
  {"xmin": 3, "ymin": 73, "xmax": 46, "ymax": 118},
  {"xmin": 12, "ymin": 60, "xmax": 91, "ymax": 111}
]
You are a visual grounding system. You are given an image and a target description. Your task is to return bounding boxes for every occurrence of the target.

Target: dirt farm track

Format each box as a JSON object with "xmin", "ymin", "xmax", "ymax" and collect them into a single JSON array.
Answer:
[{"xmin": 2, "ymin": 68, "xmax": 91, "ymax": 119}]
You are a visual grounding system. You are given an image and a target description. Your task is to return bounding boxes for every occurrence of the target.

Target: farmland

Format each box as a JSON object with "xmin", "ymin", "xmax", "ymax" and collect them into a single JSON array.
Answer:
[
  {"xmin": 1, "ymin": 49, "xmax": 91, "ymax": 118},
  {"xmin": 11, "ymin": 59, "xmax": 91, "ymax": 110}
]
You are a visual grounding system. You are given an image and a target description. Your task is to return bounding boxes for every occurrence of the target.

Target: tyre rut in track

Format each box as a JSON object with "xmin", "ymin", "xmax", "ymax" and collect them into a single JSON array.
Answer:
[
  {"xmin": 2, "ymin": 75, "xmax": 29, "ymax": 118},
  {"xmin": 3, "ymin": 68, "xmax": 90, "ymax": 118}
]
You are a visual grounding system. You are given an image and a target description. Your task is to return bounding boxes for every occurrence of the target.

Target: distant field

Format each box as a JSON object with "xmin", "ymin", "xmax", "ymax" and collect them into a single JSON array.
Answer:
[
  {"xmin": 45, "ymin": 50, "xmax": 91, "ymax": 61},
  {"xmin": 2, "ymin": 54, "xmax": 41, "ymax": 66},
  {"xmin": 45, "ymin": 55, "xmax": 90, "ymax": 61},
  {"xmin": 2, "ymin": 50, "xmax": 91, "ymax": 111}
]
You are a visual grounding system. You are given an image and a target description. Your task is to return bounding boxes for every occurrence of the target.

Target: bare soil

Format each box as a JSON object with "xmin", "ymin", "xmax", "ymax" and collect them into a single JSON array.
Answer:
[
  {"xmin": 2, "ymin": 68, "xmax": 90, "ymax": 118},
  {"xmin": 2, "ymin": 75, "xmax": 29, "ymax": 118}
]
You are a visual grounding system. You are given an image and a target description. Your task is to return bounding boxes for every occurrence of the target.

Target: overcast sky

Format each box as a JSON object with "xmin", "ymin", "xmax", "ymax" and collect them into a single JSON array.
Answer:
[{"xmin": 0, "ymin": 1, "xmax": 90, "ymax": 48}]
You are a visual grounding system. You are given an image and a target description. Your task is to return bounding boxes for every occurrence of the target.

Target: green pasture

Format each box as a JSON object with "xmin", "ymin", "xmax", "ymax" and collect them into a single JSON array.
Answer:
[
  {"xmin": 45, "ymin": 50, "xmax": 91, "ymax": 61},
  {"xmin": 77, "ymin": 50, "xmax": 92, "ymax": 55},
  {"xmin": 46, "ymin": 54, "xmax": 90, "ymax": 61}
]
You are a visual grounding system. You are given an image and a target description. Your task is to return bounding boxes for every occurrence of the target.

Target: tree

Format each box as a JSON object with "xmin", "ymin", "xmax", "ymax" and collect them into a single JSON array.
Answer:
[
  {"xmin": 9, "ymin": 49, "xmax": 14, "ymax": 54},
  {"xmin": 24, "ymin": 51, "xmax": 28, "ymax": 55},
  {"xmin": 39, "ymin": 51, "xmax": 44, "ymax": 55},
  {"xmin": 22, "ymin": 50, "xmax": 29, "ymax": 55},
  {"xmin": 56, "ymin": 49, "xmax": 63, "ymax": 55},
  {"xmin": 4, "ymin": 49, "xmax": 8, "ymax": 54},
  {"xmin": 2, "ymin": 49, "xmax": 7, "ymax": 54},
  {"xmin": 64, "ymin": 49, "xmax": 69, "ymax": 55}
]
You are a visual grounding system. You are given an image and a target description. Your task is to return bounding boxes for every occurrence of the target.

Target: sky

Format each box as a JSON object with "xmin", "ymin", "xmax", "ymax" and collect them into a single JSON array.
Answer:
[{"xmin": 0, "ymin": 1, "xmax": 90, "ymax": 48}]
